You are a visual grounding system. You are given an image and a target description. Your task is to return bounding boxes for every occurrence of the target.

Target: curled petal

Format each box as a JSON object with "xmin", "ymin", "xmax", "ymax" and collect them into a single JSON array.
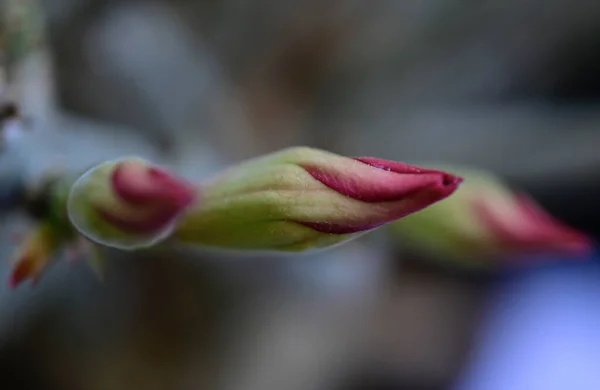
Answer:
[
  {"xmin": 309, "ymin": 157, "xmax": 461, "ymax": 202},
  {"xmin": 68, "ymin": 158, "xmax": 198, "ymax": 250}
]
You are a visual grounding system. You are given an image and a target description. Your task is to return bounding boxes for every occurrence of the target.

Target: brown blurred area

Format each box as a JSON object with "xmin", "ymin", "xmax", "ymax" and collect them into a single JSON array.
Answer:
[{"xmin": 1, "ymin": 0, "xmax": 600, "ymax": 389}]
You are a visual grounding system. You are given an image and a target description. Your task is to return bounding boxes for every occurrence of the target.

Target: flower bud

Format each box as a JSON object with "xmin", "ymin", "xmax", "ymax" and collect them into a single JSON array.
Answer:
[
  {"xmin": 67, "ymin": 157, "xmax": 198, "ymax": 250},
  {"xmin": 9, "ymin": 223, "xmax": 61, "ymax": 288},
  {"xmin": 388, "ymin": 166, "xmax": 592, "ymax": 263},
  {"xmin": 173, "ymin": 147, "xmax": 462, "ymax": 252}
]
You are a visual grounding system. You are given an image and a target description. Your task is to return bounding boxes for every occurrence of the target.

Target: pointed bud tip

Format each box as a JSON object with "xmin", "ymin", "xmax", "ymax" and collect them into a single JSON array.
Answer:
[
  {"xmin": 355, "ymin": 157, "xmax": 464, "ymax": 189},
  {"xmin": 438, "ymin": 173, "xmax": 464, "ymax": 195}
]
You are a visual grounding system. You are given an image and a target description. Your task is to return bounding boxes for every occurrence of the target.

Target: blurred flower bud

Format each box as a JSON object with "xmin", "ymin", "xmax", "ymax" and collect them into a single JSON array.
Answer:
[
  {"xmin": 388, "ymin": 166, "xmax": 592, "ymax": 263},
  {"xmin": 9, "ymin": 224, "xmax": 107, "ymax": 288},
  {"xmin": 67, "ymin": 157, "xmax": 198, "ymax": 250},
  {"xmin": 9, "ymin": 223, "xmax": 62, "ymax": 288},
  {"xmin": 173, "ymin": 147, "xmax": 462, "ymax": 252}
]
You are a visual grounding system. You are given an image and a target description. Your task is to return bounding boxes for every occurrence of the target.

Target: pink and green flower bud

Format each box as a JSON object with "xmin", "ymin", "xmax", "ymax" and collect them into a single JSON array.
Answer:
[
  {"xmin": 172, "ymin": 147, "xmax": 463, "ymax": 252},
  {"xmin": 67, "ymin": 157, "xmax": 198, "ymax": 250},
  {"xmin": 388, "ymin": 166, "xmax": 593, "ymax": 264}
]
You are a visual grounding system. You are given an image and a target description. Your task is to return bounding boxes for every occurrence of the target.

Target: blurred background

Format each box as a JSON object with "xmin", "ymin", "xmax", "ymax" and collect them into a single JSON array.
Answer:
[{"xmin": 0, "ymin": 0, "xmax": 599, "ymax": 389}]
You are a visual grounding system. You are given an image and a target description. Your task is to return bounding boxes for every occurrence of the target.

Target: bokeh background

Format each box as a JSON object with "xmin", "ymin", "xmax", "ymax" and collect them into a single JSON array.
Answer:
[{"xmin": 1, "ymin": 0, "xmax": 599, "ymax": 389}]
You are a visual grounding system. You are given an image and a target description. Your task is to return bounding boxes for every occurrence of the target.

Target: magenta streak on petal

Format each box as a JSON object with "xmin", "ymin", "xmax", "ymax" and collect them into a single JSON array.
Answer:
[
  {"xmin": 304, "ymin": 159, "xmax": 462, "ymax": 203},
  {"xmin": 354, "ymin": 157, "xmax": 451, "ymax": 175},
  {"xmin": 299, "ymin": 221, "xmax": 386, "ymax": 235},
  {"xmin": 95, "ymin": 205, "xmax": 182, "ymax": 234},
  {"xmin": 112, "ymin": 164, "xmax": 196, "ymax": 208},
  {"xmin": 298, "ymin": 183, "xmax": 457, "ymax": 235},
  {"xmin": 355, "ymin": 157, "xmax": 464, "ymax": 189},
  {"xmin": 298, "ymin": 159, "xmax": 463, "ymax": 234},
  {"xmin": 472, "ymin": 194, "xmax": 592, "ymax": 255}
]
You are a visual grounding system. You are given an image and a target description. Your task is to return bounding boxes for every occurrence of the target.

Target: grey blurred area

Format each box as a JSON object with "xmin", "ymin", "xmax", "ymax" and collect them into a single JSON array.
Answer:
[{"xmin": 1, "ymin": 0, "xmax": 600, "ymax": 390}]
